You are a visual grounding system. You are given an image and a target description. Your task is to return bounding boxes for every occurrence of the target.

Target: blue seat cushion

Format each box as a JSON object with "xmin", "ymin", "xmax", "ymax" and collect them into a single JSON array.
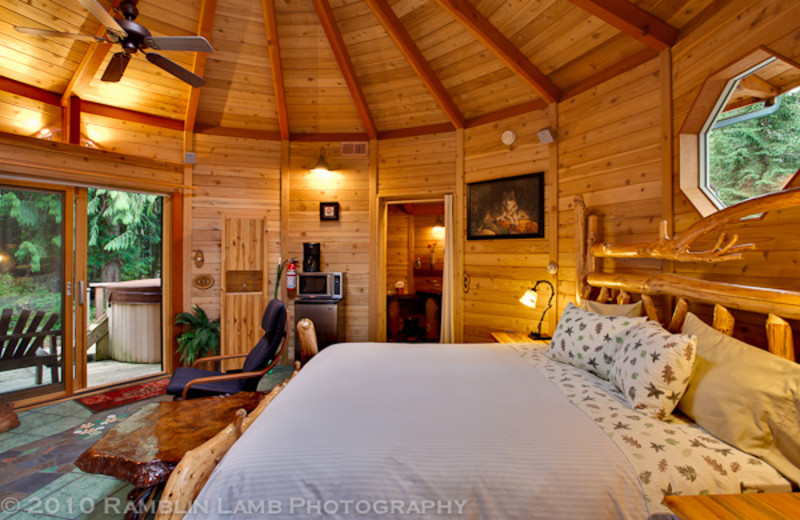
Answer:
[{"xmin": 166, "ymin": 367, "xmax": 246, "ymax": 398}]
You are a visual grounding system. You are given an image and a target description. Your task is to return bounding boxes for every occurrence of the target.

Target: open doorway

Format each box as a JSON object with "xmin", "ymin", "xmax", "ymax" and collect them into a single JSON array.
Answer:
[{"xmin": 385, "ymin": 201, "xmax": 445, "ymax": 342}]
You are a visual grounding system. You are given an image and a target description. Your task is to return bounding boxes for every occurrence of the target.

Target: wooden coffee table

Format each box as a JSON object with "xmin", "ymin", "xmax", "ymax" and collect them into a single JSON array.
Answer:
[{"xmin": 75, "ymin": 392, "xmax": 263, "ymax": 518}]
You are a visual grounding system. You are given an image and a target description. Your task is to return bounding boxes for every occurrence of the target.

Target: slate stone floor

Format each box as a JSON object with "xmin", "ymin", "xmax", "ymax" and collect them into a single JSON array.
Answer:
[{"xmin": 0, "ymin": 365, "xmax": 295, "ymax": 519}]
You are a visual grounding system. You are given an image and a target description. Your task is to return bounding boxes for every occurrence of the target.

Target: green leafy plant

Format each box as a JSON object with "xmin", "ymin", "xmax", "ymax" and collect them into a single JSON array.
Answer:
[{"xmin": 174, "ymin": 305, "xmax": 220, "ymax": 366}]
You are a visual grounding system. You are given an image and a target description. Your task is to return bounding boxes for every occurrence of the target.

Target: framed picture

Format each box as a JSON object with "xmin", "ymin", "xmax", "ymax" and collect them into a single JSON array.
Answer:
[
  {"xmin": 320, "ymin": 202, "xmax": 340, "ymax": 221},
  {"xmin": 467, "ymin": 172, "xmax": 544, "ymax": 240}
]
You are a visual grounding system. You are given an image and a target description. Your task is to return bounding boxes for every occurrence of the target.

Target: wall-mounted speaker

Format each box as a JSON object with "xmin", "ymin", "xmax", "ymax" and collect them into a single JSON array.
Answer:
[
  {"xmin": 184, "ymin": 151, "xmax": 197, "ymax": 164},
  {"xmin": 537, "ymin": 127, "xmax": 555, "ymax": 144}
]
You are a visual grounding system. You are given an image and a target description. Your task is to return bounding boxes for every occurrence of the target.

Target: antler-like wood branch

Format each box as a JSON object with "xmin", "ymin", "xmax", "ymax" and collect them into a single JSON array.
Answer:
[{"xmin": 590, "ymin": 187, "xmax": 800, "ymax": 262}]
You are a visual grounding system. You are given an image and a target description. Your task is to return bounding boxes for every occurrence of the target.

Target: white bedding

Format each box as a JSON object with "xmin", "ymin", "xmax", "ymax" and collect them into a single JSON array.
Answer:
[
  {"xmin": 192, "ymin": 343, "xmax": 648, "ymax": 519},
  {"xmin": 190, "ymin": 342, "xmax": 790, "ymax": 519}
]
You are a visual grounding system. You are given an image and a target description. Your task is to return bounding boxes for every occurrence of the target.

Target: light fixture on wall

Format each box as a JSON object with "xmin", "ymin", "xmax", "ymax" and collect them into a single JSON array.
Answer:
[
  {"xmin": 311, "ymin": 147, "xmax": 330, "ymax": 174},
  {"xmin": 519, "ymin": 280, "xmax": 555, "ymax": 341},
  {"xmin": 432, "ymin": 215, "xmax": 445, "ymax": 239}
]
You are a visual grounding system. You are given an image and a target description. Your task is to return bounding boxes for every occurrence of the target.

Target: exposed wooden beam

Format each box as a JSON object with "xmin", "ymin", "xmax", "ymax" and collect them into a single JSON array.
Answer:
[
  {"xmin": 311, "ymin": 0, "xmax": 378, "ymax": 139},
  {"xmin": 565, "ymin": 0, "xmax": 677, "ymax": 52},
  {"xmin": 81, "ymin": 100, "xmax": 184, "ymax": 131},
  {"xmin": 195, "ymin": 125, "xmax": 282, "ymax": 140},
  {"xmin": 364, "ymin": 0, "xmax": 464, "ymax": 129},
  {"xmin": 184, "ymin": 0, "xmax": 218, "ymax": 134},
  {"xmin": 261, "ymin": 0, "xmax": 289, "ymax": 140},
  {"xmin": 0, "ymin": 76, "xmax": 60, "ymax": 106},
  {"xmin": 466, "ymin": 99, "xmax": 548, "ymax": 128},
  {"xmin": 434, "ymin": 0, "xmax": 559, "ymax": 103},
  {"xmin": 290, "ymin": 132, "xmax": 370, "ymax": 142},
  {"xmin": 378, "ymin": 122, "xmax": 453, "ymax": 140},
  {"xmin": 62, "ymin": 96, "xmax": 81, "ymax": 145},
  {"xmin": 560, "ymin": 49, "xmax": 657, "ymax": 101},
  {"xmin": 61, "ymin": 28, "xmax": 112, "ymax": 105}
]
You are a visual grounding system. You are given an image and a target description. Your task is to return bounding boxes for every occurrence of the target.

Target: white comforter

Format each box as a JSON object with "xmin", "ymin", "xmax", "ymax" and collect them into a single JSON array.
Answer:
[{"xmin": 190, "ymin": 343, "xmax": 649, "ymax": 519}]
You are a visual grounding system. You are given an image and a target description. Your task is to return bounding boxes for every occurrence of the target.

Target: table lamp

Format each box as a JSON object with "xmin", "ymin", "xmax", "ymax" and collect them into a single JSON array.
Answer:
[{"xmin": 519, "ymin": 280, "xmax": 555, "ymax": 340}]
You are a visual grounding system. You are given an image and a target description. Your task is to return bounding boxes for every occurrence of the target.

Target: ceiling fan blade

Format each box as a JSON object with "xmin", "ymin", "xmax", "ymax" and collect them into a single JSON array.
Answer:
[
  {"xmin": 75, "ymin": 0, "xmax": 127, "ymax": 40},
  {"xmin": 144, "ymin": 36, "xmax": 213, "ymax": 52},
  {"xmin": 14, "ymin": 26, "xmax": 109, "ymax": 42},
  {"xmin": 101, "ymin": 52, "xmax": 131, "ymax": 82},
  {"xmin": 146, "ymin": 52, "xmax": 206, "ymax": 87}
]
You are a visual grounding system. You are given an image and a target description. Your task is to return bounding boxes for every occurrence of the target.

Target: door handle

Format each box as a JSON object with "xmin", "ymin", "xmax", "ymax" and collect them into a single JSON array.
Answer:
[{"xmin": 78, "ymin": 281, "xmax": 85, "ymax": 305}]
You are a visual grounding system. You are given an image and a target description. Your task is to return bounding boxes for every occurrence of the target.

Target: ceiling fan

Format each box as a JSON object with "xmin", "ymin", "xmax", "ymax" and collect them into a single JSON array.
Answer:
[{"xmin": 14, "ymin": 0, "xmax": 213, "ymax": 87}]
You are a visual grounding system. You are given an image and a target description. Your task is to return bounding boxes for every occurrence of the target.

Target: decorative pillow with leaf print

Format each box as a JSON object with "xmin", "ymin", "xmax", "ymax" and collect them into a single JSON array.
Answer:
[
  {"xmin": 547, "ymin": 303, "xmax": 646, "ymax": 380},
  {"xmin": 610, "ymin": 320, "xmax": 697, "ymax": 419}
]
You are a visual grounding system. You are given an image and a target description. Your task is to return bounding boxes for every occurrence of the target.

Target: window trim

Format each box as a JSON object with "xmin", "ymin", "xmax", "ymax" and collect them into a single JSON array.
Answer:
[{"xmin": 679, "ymin": 47, "xmax": 796, "ymax": 217}]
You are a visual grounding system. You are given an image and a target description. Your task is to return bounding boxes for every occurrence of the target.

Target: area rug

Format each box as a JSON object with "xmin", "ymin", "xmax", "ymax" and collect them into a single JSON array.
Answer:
[{"xmin": 77, "ymin": 378, "xmax": 169, "ymax": 412}]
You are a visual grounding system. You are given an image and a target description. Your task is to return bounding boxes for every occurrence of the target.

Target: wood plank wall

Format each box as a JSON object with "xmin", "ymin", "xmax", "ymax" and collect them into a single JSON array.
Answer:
[
  {"xmin": 669, "ymin": 0, "xmax": 800, "ymax": 353},
  {"xmin": 463, "ymin": 110, "xmax": 555, "ymax": 342},
  {"xmin": 5, "ymin": 0, "xmax": 800, "ymax": 356},
  {"xmin": 190, "ymin": 135, "xmax": 282, "ymax": 322},
  {"xmin": 556, "ymin": 58, "xmax": 663, "ymax": 316},
  {"xmin": 386, "ymin": 205, "xmax": 411, "ymax": 295},
  {"xmin": 286, "ymin": 142, "xmax": 371, "ymax": 357},
  {"xmin": 0, "ymin": 92, "xmax": 60, "ymax": 138}
]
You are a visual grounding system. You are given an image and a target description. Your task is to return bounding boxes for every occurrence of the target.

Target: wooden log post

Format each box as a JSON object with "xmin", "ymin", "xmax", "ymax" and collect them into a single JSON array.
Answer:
[
  {"xmin": 617, "ymin": 290, "xmax": 631, "ymax": 305},
  {"xmin": 640, "ymin": 294, "xmax": 660, "ymax": 323},
  {"xmin": 586, "ymin": 214, "xmax": 600, "ymax": 279},
  {"xmin": 597, "ymin": 287, "xmax": 611, "ymax": 303},
  {"xmin": 766, "ymin": 314, "xmax": 795, "ymax": 362},
  {"xmin": 296, "ymin": 319, "xmax": 319, "ymax": 366},
  {"xmin": 712, "ymin": 304, "xmax": 735, "ymax": 336},
  {"xmin": 0, "ymin": 402, "xmax": 20, "ymax": 434},
  {"xmin": 575, "ymin": 195, "xmax": 587, "ymax": 303},
  {"xmin": 667, "ymin": 298, "xmax": 689, "ymax": 333}
]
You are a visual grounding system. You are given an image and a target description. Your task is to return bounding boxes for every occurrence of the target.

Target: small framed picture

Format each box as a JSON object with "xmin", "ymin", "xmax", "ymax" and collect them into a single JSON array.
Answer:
[{"xmin": 320, "ymin": 202, "xmax": 340, "ymax": 221}]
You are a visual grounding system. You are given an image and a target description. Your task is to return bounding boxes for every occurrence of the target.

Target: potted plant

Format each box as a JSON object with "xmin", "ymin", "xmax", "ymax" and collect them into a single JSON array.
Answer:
[{"xmin": 174, "ymin": 305, "xmax": 220, "ymax": 366}]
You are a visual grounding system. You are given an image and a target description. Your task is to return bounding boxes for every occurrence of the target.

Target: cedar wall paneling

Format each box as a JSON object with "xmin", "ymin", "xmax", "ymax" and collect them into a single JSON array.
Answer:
[
  {"xmin": 0, "ymin": 92, "xmax": 60, "ymax": 138},
  {"xmin": 670, "ymin": 0, "xmax": 800, "ymax": 351},
  {"xmin": 386, "ymin": 206, "xmax": 411, "ymax": 295},
  {"xmin": 556, "ymin": 58, "xmax": 663, "ymax": 320},
  {"xmin": 287, "ymin": 142, "xmax": 371, "ymax": 355},
  {"xmin": 377, "ymin": 133, "xmax": 456, "ymax": 198},
  {"xmin": 81, "ymin": 113, "xmax": 183, "ymax": 164},
  {"xmin": 463, "ymin": 110, "xmax": 554, "ymax": 342},
  {"xmin": 191, "ymin": 135, "xmax": 282, "ymax": 321}
]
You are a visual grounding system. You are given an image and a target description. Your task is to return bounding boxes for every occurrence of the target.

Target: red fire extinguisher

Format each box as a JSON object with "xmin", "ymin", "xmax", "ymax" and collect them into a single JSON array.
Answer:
[{"xmin": 286, "ymin": 258, "xmax": 297, "ymax": 292}]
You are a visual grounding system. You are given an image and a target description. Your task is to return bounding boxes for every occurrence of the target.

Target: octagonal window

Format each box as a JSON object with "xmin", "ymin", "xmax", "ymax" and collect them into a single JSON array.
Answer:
[{"xmin": 699, "ymin": 59, "xmax": 800, "ymax": 210}]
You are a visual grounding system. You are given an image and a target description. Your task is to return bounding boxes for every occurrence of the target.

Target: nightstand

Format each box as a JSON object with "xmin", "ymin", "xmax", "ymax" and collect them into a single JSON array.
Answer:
[
  {"xmin": 663, "ymin": 493, "xmax": 800, "ymax": 520},
  {"xmin": 490, "ymin": 331, "xmax": 548, "ymax": 344}
]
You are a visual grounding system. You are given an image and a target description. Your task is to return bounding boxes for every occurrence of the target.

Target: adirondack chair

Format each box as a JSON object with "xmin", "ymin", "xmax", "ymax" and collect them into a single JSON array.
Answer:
[{"xmin": 0, "ymin": 308, "xmax": 61, "ymax": 385}]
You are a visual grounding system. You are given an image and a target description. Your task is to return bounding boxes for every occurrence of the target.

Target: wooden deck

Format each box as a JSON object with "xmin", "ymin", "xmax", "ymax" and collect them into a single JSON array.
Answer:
[{"xmin": 0, "ymin": 360, "xmax": 161, "ymax": 395}]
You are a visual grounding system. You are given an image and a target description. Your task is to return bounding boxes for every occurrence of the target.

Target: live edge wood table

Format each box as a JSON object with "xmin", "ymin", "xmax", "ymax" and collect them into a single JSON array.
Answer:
[
  {"xmin": 663, "ymin": 493, "xmax": 800, "ymax": 520},
  {"xmin": 75, "ymin": 392, "xmax": 263, "ymax": 519}
]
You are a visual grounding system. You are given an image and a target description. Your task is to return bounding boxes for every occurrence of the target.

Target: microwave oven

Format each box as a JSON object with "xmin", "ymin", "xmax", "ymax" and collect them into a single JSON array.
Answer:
[{"xmin": 297, "ymin": 272, "xmax": 343, "ymax": 300}]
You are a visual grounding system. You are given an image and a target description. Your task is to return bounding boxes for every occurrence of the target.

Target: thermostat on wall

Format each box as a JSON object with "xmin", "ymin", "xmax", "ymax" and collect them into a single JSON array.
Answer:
[{"xmin": 501, "ymin": 129, "xmax": 517, "ymax": 146}]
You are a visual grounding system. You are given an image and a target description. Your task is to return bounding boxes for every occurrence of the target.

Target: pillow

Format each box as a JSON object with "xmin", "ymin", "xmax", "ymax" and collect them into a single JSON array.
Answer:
[
  {"xmin": 679, "ymin": 312, "xmax": 800, "ymax": 486},
  {"xmin": 610, "ymin": 320, "xmax": 696, "ymax": 419},
  {"xmin": 580, "ymin": 299, "xmax": 643, "ymax": 317},
  {"xmin": 547, "ymin": 303, "xmax": 646, "ymax": 380}
]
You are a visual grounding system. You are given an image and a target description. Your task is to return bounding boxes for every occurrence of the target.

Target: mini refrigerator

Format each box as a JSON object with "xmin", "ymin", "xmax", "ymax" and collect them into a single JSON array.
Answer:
[{"xmin": 294, "ymin": 299, "xmax": 344, "ymax": 360}]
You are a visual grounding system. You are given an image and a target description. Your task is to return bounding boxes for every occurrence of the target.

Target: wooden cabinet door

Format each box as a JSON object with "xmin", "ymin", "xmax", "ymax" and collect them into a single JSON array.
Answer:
[{"xmin": 220, "ymin": 216, "xmax": 268, "ymax": 371}]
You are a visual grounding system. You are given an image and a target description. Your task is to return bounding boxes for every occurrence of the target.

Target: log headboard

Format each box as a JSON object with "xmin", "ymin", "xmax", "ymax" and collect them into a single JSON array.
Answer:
[{"xmin": 574, "ymin": 188, "xmax": 800, "ymax": 363}]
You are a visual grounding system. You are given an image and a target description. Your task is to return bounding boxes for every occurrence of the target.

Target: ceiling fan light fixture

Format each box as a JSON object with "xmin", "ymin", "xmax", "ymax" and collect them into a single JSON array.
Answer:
[{"xmin": 311, "ymin": 148, "xmax": 331, "ymax": 174}]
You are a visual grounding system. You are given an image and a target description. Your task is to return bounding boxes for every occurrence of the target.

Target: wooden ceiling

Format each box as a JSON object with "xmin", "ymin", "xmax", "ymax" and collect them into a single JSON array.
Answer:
[{"xmin": 0, "ymin": 0, "xmax": 716, "ymax": 139}]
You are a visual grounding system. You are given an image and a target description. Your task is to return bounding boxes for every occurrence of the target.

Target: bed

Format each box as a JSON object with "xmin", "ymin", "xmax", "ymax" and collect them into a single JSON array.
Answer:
[{"xmin": 175, "ymin": 189, "xmax": 800, "ymax": 520}]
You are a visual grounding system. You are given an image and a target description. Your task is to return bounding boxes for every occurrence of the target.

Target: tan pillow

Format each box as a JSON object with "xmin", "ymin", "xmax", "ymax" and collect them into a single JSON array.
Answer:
[
  {"xmin": 580, "ymin": 299, "xmax": 643, "ymax": 318},
  {"xmin": 679, "ymin": 312, "xmax": 800, "ymax": 485}
]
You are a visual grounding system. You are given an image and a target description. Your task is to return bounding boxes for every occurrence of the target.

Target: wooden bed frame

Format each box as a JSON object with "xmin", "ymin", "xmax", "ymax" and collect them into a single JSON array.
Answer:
[{"xmin": 574, "ymin": 188, "xmax": 800, "ymax": 362}]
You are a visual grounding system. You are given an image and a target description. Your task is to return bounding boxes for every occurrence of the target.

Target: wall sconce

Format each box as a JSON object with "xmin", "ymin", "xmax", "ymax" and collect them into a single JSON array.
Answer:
[
  {"xmin": 311, "ymin": 147, "xmax": 330, "ymax": 174},
  {"xmin": 432, "ymin": 215, "xmax": 445, "ymax": 239},
  {"xmin": 519, "ymin": 280, "xmax": 555, "ymax": 340}
]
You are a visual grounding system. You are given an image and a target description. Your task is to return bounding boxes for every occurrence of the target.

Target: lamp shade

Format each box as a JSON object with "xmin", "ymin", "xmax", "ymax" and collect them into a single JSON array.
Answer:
[
  {"xmin": 311, "ymin": 148, "xmax": 330, "ymax": 173},
  {"xmin": 519, "ymin": 288, "xmax": 538, "ymax": 308}
]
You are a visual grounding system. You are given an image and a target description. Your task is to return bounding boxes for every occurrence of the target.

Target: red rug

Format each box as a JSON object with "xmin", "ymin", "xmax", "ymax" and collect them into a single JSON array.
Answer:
[{"xmin": 77, "ymin": 378, "xmax": 170, "ymax": 412}]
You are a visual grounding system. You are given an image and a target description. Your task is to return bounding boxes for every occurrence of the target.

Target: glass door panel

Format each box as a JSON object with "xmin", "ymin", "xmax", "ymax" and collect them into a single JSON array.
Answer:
[
  {"xmin": 0, "ymin": 185, "xmax": 67, "ymax": 400},
  {"xmin": 85, "ymin": 188, "xmax": 163, "ymax": 388}
]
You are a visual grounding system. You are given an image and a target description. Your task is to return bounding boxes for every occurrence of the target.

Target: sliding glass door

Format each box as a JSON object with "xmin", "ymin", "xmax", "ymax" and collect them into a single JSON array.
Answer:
[
  {"xmin": 0, "ymin": 183, "xmax": 71, "ymax": 401},
  {"xmin": 1, "ymin": 180, "xmax": 169, "ymax": 405}
]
